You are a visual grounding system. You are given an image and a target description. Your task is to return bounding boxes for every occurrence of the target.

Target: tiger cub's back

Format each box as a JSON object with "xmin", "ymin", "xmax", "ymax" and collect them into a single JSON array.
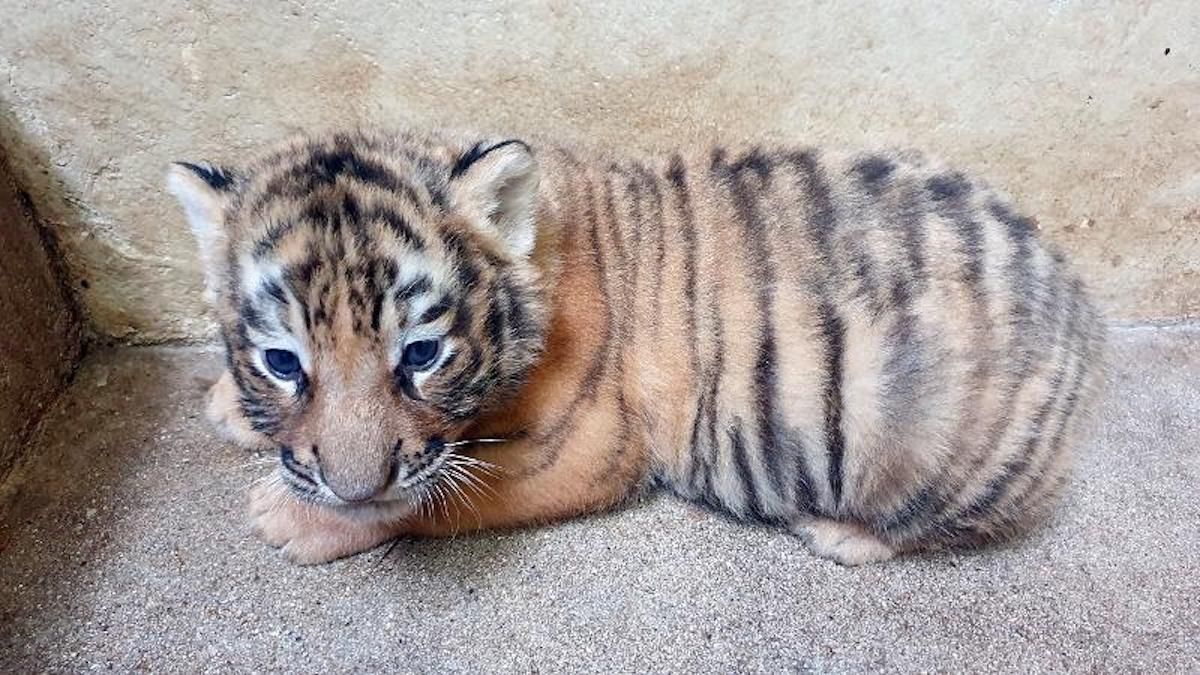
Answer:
[{"xmin": 603, "ymin": 144, "xmax": 1106, "ymax": 551}]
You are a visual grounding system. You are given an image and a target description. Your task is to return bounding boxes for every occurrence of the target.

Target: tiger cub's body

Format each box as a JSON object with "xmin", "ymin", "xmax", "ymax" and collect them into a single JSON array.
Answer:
[{"xmin": 168, "ymin": 129, "xmax": 1104, "ymax": 565}]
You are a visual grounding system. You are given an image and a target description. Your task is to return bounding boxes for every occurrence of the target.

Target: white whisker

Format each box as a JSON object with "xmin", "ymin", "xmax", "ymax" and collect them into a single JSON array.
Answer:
[
  {"xmin": 266, "ymin": 480, "xmax": 290, "ymax": 518},
  {"xmin": 417, "ymin": 484, "xmax": 435, "ymax": 520},
  {"xmin": 445, "ymin": 453, "xmax": 505, "ymax": 477},
  {"xmin": 250, "ymin": 471, "xmax": 279, "ymax": 487},
  {"xmin": 447, "ymin": 464, "xmax": 495, "ymax": 498},
  {"xmin": 439, "ymin": 473, "xmax": 477, "ymax": 535},
  {"xmin": 417, "ymin": 488, "xmax": 431, "ymax": 519},
  {"xmin": 433, "ymin": 482, "xmax": 451, "ymax": 523},
  {"xmin": 223, "ymin": 458, "xmax": 279, "ymax": 472},
  {"xmin": 442, "ymin": 470, "xmax": 479, "ymax": 517},
  {"xmin": 441, "ymin": 438, "xmax": 510, "ymax": 448}
]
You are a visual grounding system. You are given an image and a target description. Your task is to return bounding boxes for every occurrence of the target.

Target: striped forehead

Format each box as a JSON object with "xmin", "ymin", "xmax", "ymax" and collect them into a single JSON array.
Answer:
[
  {"xmin": 236, "ymin": 237, "xmax": 457, "ymax": 336},
  {"xmin": 244, "ymin": 135, "xmax": 451, "ymax": 219},
  {"xmin": 245, "ymin": 166, "xmax": 439, "ymax": 258},
  {"xmin": 223, "ymin": 131, "xmax": 499, "ymax": 350},
  {"xmin": 232, "ymin": 206, "xmax": 463, "ymax": 350},
  {"xmin": 252, "ymin": 196, "xmax": 449, "ymax": 281}
]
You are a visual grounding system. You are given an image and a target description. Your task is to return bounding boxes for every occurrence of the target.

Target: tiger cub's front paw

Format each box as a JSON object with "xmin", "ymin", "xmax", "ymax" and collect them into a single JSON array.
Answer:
[
  {"xmin": 206, "ymin": 371, "xmax": 275, "ymax": 451},
  {"xmin": 248, "ymin": 480, "xmax": 405, "ymax": 565}
]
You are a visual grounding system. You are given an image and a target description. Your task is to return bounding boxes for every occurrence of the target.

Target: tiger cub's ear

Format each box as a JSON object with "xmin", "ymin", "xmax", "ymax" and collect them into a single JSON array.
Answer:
[
  {"xmin": 166, "ymin": 161, "xmax": 239, "ymax": 303},
  {"xmin": 448, "ymin": 139, "xmax": 539, "ymax": 258}
]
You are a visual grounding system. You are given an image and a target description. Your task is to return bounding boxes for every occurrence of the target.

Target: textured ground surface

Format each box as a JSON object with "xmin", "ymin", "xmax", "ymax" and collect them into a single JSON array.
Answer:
[{"xmin": 1, "ymin": 326, "xmax": 1197, "ymax": 672}]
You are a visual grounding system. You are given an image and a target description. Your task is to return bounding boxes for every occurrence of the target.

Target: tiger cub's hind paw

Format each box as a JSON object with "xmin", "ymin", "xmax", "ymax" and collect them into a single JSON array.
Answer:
[{"xmin": 792, "ymin": 517, "xmax": 896, "ymax": 566}]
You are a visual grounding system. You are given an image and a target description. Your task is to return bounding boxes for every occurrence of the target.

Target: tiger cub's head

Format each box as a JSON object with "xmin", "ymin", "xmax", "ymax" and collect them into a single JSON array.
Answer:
[{"xmin": 167, "ymin": 129, "xmax": 547, "ymax": 506}]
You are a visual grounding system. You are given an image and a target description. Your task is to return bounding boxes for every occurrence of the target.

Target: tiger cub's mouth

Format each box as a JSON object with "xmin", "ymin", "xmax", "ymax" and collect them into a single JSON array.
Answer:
[
  {"xmin": 279, "ymin": 447, "xmax": 322, "ymax": 497},
  {"xmin": 275, "ymin": 438, "xmax": 506, "ymax": 509}
]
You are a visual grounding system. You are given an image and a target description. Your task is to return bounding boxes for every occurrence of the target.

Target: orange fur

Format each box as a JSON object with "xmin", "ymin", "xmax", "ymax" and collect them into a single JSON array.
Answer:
[{"xmin": 169, "ymin": 128, "xmax": 1105, "ymax": 565}]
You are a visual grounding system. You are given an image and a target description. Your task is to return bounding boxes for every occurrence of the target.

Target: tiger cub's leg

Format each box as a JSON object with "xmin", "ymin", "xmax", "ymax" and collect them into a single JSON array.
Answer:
[
  {"xmin": 249, "ymin": 479, "xmax": 409, "ymax": 564},
  {"xmin": 791, "ymin": 517, "xmax": 896, "ymax": 566},
  {"xmin": 400, "ymin": 438, "xmax": 645, "ymax": 538},
  {"xmin": 249, "ymin": 435, "xmax": 646, "ymax": 563},
  {"xmin": 206, "ymin": 370, "xmax": 275, "ymax": 451}
]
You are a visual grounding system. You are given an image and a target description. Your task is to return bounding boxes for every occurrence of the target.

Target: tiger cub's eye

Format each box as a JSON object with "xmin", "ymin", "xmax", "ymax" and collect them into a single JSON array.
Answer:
[
  {"xmin": 401, "ymin": 339, "xmax": 441, "ymax": 371},
  {"xmin": 264, "ymin": 349, "xmax": 303, "ymax": 380}
]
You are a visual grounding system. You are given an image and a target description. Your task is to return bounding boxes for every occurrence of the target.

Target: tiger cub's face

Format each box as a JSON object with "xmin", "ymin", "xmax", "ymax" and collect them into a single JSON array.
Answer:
[{"xmin": 168, "ymin": 131, "xmax": 546, "ymax": 507}]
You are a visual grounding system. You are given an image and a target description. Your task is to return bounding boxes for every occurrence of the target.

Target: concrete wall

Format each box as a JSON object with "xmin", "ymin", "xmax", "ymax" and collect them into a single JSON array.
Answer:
[
  {"xmin": 0, "ymin": 147, "xmax": 83, "ymax": 482},
  {"xmin": 1, "ymin": 1, "xmax": 1197, "ymax": 341}
]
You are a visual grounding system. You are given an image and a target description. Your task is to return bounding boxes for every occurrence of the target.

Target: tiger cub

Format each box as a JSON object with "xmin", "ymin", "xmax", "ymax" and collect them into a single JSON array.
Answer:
[{"xmin": 167, "ymin": 128, "xmax": 1105, "ymax": 565}]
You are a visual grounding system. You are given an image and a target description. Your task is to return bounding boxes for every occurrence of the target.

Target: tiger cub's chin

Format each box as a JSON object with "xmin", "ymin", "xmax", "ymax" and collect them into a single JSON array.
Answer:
[{"xmin": 170, "ymin": 127, "xmax": 1105, "ymax": 565}]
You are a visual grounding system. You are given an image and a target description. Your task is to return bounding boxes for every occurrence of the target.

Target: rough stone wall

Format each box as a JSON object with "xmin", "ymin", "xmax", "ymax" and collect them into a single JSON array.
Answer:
[
  {"xmin": 0, "ymin": 147, "xmax": 83, "ymax": 482},
  {"xmin": 0, "ymin": 2, "xmax": 1196, "ymax": 341}
]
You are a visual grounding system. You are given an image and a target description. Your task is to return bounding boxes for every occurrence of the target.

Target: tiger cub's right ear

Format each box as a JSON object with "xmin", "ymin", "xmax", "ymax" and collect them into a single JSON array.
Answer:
[
  {"xmin": 447, "ymin": 139, "xmax": 540, "ymax": 258},
  {"xmin": 166, "ymin": 161, "xmax": 239, "ymax": 303}
]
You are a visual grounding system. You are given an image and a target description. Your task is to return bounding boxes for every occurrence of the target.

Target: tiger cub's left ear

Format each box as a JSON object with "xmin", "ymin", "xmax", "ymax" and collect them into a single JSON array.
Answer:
[
  {"xmin": 166, "ymin": 161, "xmax": 240, "ymax": 303},
  {"xmin": 448, "ymin": 139, "xmax": 540, "ymax": 258}
]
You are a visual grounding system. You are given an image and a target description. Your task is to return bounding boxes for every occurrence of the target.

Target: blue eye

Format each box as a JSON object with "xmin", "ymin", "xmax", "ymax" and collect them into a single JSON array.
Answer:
[
  {"xmin": 264, "ymin": 349, "xmax": 302, "ymax": 380},
  {"xmin": 401, "ymin": 339, "xmax": 441, "ymax": 371}
]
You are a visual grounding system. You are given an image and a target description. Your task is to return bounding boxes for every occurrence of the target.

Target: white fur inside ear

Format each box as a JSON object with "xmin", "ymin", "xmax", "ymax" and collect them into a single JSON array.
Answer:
[
  {"xmin": 451, "ymin": 142, "xmax": 539, "ymax": 258},
  {"xmin": 167, "ymin": 164, "xmax": 230, "ymax": 303},
  {"xmin": 167, "ymin": 164, "xmax": 224, "ymax": 241}
]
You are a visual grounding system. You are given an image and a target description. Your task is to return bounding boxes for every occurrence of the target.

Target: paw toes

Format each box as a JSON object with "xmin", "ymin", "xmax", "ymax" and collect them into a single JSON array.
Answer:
[
  {"xmin": 247, "ymin": 481, "xmax": 284, "ymax": 519},
  {"xmin": 252, "ymin": 520, "xmax": 291, "ymax": 549},
  {"xmin": 824, "ymin": 539, "xmax": 895, "ymax": 566},
  {"xmin": 245, "ymin": 485, "xmax": 401, "ymax": 564},
  {"xmin": 792, "ymin": 517, "xmax": 896, "ymax": 566},
  {"xmin": 206, "ymin": 374, "xmax": 276, "ymax": 451},
  {"xmin": 280, "ymin": 539, "xmax": 341, "ymax": 565}
]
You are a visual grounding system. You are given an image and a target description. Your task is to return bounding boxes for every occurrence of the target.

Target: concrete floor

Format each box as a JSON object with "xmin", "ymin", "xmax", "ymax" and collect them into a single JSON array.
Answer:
[{"xmin": 1, "ymin": 326, "xmax": 1197, "ymax": 672}]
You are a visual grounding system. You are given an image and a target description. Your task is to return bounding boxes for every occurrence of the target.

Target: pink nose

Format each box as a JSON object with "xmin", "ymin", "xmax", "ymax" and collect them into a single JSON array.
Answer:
[
  {"xmin": 326, "ymin": 481, "xmax": 387, "ymax": 503},
  {"xmin": 318, "ymin": 451, "xmax": 396, "ymax": 503}
]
